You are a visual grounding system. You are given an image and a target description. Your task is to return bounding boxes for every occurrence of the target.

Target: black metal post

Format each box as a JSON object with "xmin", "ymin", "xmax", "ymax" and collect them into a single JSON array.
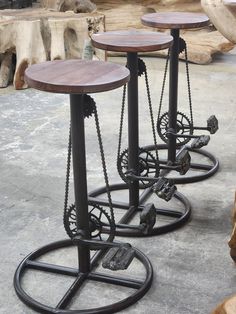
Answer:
[
  {"xmin": 168, "ymin": 29, "xmax": 180, "ymax": 163},
  {"xmin": 70, "ymin": 94, "xmax": 90, "ymax": 273},
  {"xmin": 127, "ymin": 52, "xmax": 140, "ymax": 211}
]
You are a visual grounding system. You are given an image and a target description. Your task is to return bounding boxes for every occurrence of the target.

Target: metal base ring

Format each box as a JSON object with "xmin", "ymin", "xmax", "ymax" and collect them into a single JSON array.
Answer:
[
  {"xmin": 143, "ymin": 144, "xmax": 219, "ymax": 184},
  {"xmin": 14, "ymin": 239, "xmax": 153, "ymax": 314},
  {"xmin": 89, "ymin": 183, "xmax": 191, "ymax": 237}
]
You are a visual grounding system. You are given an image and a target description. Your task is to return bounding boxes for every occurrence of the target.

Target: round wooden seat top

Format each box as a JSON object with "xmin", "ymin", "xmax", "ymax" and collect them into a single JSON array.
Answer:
[
  {"xmin": 91, "ymin": 30, "xmax": 173, "ymax": 53},
  {"xmin": 25, "ymin": 60, "xmax": 130, "ymax": 94},
  {"xmin": 141, "ymin": 12, "xmax": 210, "ymax": 30}
]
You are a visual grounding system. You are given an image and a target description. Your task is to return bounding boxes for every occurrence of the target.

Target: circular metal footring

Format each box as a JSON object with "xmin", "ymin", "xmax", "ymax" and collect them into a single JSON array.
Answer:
[
  {"xmin": 144, "ymin": 144, "xmax": 219, "ymax": 184},
  {"xmin": 14, "ymin": 239, "xmax": 153, "ymax": 314},
  {"xmin": 89, "ymin": 183, "xmax": 191, "ymax": 237}
]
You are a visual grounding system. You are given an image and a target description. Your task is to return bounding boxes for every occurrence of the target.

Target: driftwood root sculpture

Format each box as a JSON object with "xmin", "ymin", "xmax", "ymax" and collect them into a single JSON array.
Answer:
[
  {"xmin": 201, "ymin": 0, "xmax": 236, "ymax": 43},
  {"xmin": 211, "ymin": 193, "xmax": 236, "ymax": 314},
  {"xmin": 0, "ymin": 9, "xmax": 104, "ymax": 89}
]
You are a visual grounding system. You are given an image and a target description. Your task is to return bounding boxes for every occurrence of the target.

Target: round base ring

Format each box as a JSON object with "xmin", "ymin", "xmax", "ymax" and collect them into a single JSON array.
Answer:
[
  {"xmin": 14, "ymin": 239, "xmax": 153, "ymax": 314},
  {"xmin": 89, "ymin": 183, "xmax": 191, "ymax": 237},
  {"xmin": 143, "ymin": 144, "xmax": 219, "ymax": 184}
]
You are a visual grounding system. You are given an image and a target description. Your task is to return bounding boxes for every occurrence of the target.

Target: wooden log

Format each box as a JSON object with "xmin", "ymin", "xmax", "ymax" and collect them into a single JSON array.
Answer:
[
  {"xmin": 211, "ymin": 193, "xmax": 236, "ymax": 314},
  {"xmin": 91, "ymin": 1, "xmax": 234, "ymax": 63},
  {"xmin": 228, "ymin": 192, "xmax": 236, "ymax": 262},
  {"xmin": 201, "ymin": 0, "xmax": 236, "ymax": 43},
  {"xmin": 0, "ymin": 9, "xmax": 105, "ymax": 89},
  {"xmin": 0, "ymin": 52, "xmax": 13, "ymax": 88},
  {"xmin": 41, "ymin": 0, "xmax": 97, "ymax": 13},
  {"xmin": 212, "ymin": 295, "xmax": 236, "ymax": 314}
]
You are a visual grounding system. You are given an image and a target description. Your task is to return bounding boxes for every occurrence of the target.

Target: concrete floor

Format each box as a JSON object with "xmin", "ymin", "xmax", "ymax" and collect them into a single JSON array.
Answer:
[{"xmin": 0, "ymin": 48, "xmax": 235, "ymax": 314}]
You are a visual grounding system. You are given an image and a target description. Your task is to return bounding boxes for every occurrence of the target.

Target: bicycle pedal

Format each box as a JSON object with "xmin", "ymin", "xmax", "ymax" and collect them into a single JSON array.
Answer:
[
  {"xmin": 102, "ymin": 245, "xmax": 135, "ymax": 271},
  {"xmin": 140, "ymin": 203, "xmax": 156, "ymax": 235},
  {"xmin": 191, "ymin": 135, "xmax": 210, "ymax": 149},
  {"xmin": 207, "ymin": 115, "xmax": 218, "ymax": 134},
  {"xmin": 176, "ymin": 149, "xmax": 191, "ymax": 175},
  {"xmin": 153, "ymin": 178, "xmax": 177, "ymax": 202}
]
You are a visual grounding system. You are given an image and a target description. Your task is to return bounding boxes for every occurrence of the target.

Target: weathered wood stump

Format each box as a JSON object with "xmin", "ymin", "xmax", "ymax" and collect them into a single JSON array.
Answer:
[
  {"xmin": 212, "ymin": 295, "xmax": 236, "ymax": 314},
  {"xmin": 211, "ymin": 193, "xmax": 236, "ymax": 314},
  {"xmin": 202, "ymin": 0, "xmax": 236, "ymax": 43},
  {"xmin": 0, "ymin": 9, "xmax": 104, "ymax": 89},
  {"xmin": 228, "ymin": 192, "xmax": 236, "ymax": 262},
  {"xmin": 91, "ymin": 0, "xmax": 234, "ymax": 63}
]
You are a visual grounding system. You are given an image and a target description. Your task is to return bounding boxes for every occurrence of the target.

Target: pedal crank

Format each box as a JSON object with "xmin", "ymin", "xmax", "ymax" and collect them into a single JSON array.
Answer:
[{"xmin": 152, "ymin": 177, "xmax": 177, "ymax": 202}]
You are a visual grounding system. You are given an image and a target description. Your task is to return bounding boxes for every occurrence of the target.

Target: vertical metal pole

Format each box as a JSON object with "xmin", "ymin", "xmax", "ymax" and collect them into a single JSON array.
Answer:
[
  {"xmin": 168, "ymin": 29, "xmax": 180, "ymax": 163},
  {"xmin": 127, "ymin": 52, "xmax": 139, "ymax": 209},
  {"xmin": 70, "ymin": 94, "xmax": 90, "ymax": 273}
]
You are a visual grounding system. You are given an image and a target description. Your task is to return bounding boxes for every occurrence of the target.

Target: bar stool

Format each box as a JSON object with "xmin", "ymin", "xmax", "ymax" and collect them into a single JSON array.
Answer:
[
  {"xmin": 141, "ymin": 12, "xmax": 219, "ymax": 184},
  {"xmin": 14, "ymin": 59, "xmax": 153, "ymax": 314},
  {"xmin": 90, "ymin": 30, "xmax": 191, "ymax": 237}
]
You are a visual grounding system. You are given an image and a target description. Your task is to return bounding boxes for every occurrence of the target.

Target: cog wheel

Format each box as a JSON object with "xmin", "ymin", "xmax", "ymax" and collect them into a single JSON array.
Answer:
[
  {"xmin": 138, "ymin": 58, "xmax": 146, "ymax": 77},
  {"xmin": 157, "ymin": 111, "xmax": 193, "ymax": 146},
  {"xmin": 83, "ymin": 94, "xmax": 96, "ymax": 118},
  {"xmin": 179, "ymin": 37, "xmax": 186, "ymax": 54},
  {"xmin": 117, "ymin": 148, "xmax": 160, "ymax": 188},
  {"xmin": 64, "ymin": 204, "xmax": 115, "ymax": 247}
]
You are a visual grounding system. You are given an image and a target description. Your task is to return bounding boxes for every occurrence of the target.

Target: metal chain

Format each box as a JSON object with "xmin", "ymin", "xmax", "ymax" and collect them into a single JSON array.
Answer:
[
  {"xmin": 117, "ymin": 84, "xmax": 127, "ymax": 162},
  {"xmin": 93, "ymin": 104, "xmax": 116, "ymax": 230},
  {"xmin": 143, "ymin": 59, "xmax": 159, "ymax": 162},
  {"xmin": 63, "ymin": 98, "xmax": 116, "ymax": 235},
  {"xmin": 184, "ymin": 44, "xmax": 194, "ymax": 126},
  {"xmin": 157, "ymin": 49, "xmax": 170, "ymax": 121},
  {"xmin": 63, "ymin": 123, "xmax": 72, "ymax": 217}
]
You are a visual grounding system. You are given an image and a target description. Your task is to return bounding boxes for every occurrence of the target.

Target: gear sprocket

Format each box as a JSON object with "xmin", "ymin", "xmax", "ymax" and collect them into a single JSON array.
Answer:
[
  {"xmin": 64, "ymin": 204, "xmax": 115, "ymax": 247},
  {"xmin": 117, "ymin": 147, "xmax": 160, "ymax": 188},
  {"xmin": 157, "ymin": 111, "xmax": 193, "ymax": 146}
]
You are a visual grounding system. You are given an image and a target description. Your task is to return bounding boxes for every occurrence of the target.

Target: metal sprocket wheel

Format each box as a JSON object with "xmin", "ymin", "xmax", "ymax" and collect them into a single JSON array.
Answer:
[
  {"xmin": 157, "ymin": 111, "xmax": 193, "ymax": 146},
  {"xmin": 64, "ymin": 204, "xmax": 115, "ymax": 247},
  {"xmin": 117, "ymin": 148, "xmax": 160, "ymax": 188}
]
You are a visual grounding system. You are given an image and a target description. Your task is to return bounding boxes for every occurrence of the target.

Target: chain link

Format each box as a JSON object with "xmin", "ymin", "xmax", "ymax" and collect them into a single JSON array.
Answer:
[
  {"xmin": 93, "ymin": 103, "xmax": 116, "ymax": 230},
  {"xmin": 157, "ymin": 49, "xmax": 170, "ymax": 122},
  {"xmin": 184, "ymin": 44, "xmax": 194, "ymax": 126},
  {"xmin": 117, "ymin": 84, "xmax": 127, "ymax": 163},
  {"xmin": 63, "ymin": 123, "xmax": 72, "ymax": 218},
  {"xmin": 63, "ymin": 96, "xmax": 116, "ymax": 237},
  {"xmin": 143, "ymin": 58, "xmax": 159, "ymax": 163}
]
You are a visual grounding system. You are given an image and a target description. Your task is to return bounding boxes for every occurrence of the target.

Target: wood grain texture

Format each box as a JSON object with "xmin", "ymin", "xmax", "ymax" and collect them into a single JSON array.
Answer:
[
  {"xmin": 25, "ymin": 60, "xmax": 130, "ymax": 94},
  {"xmin": 91, "ymin": 30, "xmax": 173, "ymax": 52},
  {"xmin": 202, "ymin": 0, "xmax": 236, "ymax": 43},
  {"xmin": 141, "ymin": 12, "xmax": 210, "ymax": 29}
]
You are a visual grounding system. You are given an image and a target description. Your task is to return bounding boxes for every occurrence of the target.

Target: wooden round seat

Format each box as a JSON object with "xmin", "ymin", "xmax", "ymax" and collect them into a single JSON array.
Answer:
[
  {"xmin": 91, "ymin": 30, "xmax": 173, "ymax": 53},
  {"xmin": 25, "ymin": 59, "xmax": 130, "ymax": 94},
  {"xmin": 141, "ymin": 12, "xmax": 210, "ymax": 30}
]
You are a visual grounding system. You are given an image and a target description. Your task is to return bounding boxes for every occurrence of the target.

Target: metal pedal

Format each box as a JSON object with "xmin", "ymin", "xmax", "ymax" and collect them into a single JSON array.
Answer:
[
  {"xmin": 176, "ymin": 149, "xmax": 191, "ymax": 175},
  {"xmin": 207, "ymin": 115, "xmax": 218, "ymax": 134},
  {"xmin": 102, "ymin": 244, "xmax": 135, "ymax": 271},
  {"xmin": 153, "ymin": 177, "xmax": 177, "ymax": 202},
  {"xmin": 191, "ymin": 135, "xmax": 210, "ymax": 149},
  {"xmin": 140, "ymin": 203, "xmax": 156, "ymax": 235}
]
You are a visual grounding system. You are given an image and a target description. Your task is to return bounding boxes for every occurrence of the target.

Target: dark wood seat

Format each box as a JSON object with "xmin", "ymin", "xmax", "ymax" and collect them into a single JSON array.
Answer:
[
  {"xmin": 141, "ymin": 12, "xmax": 210, "ymax": 30},
  {"xmin": 25, "ymin": 59, "xmax": 130, "ymax": 94},
  {"xmin": 91, "ymin": 30, "xmax": 173, "ymax": 53}
]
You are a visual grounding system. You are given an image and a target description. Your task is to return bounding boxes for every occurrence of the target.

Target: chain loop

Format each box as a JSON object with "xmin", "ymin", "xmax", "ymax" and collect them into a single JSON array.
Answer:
[
  {"xmin": 117, "ymin": 84, "xmax": 127, "ymax": 163},
  {"xmin": 63, "ymin": 123, "xmax": 72, "ymax": 218},
  {"xmin": 142, "ymin": 58, "xmax": 159, "ymax": 163},
  {"xmin": 157, "ymin": 49, "xmax": 170, "ymax": 122},
  {"xmin": 93, "ymin": 103, "xmax": 116, "ymax": 230},
  {"xmin": 63, "ymin": 96, "xmax": 116, "ymax": 237},
  {"xmin": 184, "ymin": 44, "xmax": 194, "ymax": 126}
]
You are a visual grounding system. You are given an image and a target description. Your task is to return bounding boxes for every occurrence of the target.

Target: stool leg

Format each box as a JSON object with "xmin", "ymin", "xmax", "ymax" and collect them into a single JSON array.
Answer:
[
  {"xmin": 127, "ymin": 52, "xmax": 139, "ymax": 211},
  {"xmin": 70, "ymin": 94, "xmax": 90, "ymax": 273},
  {"xmin": 168, "ymin": 29, "xmax": 180, "ymax": 163}
]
